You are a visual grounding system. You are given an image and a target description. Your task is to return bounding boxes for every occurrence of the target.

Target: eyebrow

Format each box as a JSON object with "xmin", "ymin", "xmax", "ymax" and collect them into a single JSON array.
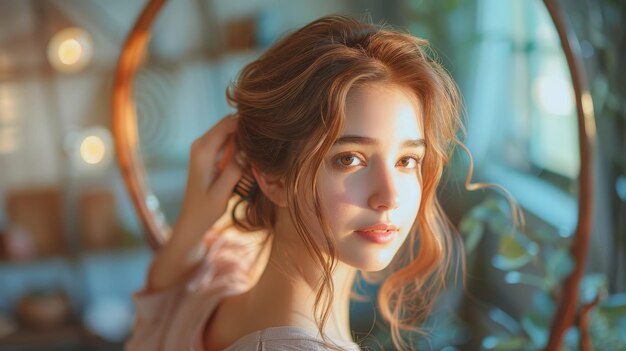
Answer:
[{"xmin": 333, "ymin": 135, "xmax": 426, "ymax": 148}]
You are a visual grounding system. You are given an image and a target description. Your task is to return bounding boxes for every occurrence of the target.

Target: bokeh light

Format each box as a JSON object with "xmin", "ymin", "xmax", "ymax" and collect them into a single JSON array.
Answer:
[
  {"xmin": 79, "ymin": 135, "xmax": 106, "ymax": 165},
  {"xmin": 47, "ymin": 27, "xmax": 93, "ymax": 74},
  {"xmin": 533, "ymin": 73, "xmax": 574, "ymax": 116}
]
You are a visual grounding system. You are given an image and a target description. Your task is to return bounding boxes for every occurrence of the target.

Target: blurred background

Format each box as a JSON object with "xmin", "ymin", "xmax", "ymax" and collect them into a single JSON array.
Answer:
[{"xmin": 0, "ymin": 0, "xmax": 624, "ymax": 350}]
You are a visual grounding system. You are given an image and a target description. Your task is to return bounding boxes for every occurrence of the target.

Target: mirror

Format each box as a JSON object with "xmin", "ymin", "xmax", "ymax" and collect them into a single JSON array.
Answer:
[
  {"xmin": 113, "ymin": 0, "xmax": 595, "ymax": 349},
  {"xmin": 465, "ymin": 0, "xmax": 582, "ymax": 225},
  {"xmin": 116, "ymin": 0, "xmax": 590, "ymax": 248}
]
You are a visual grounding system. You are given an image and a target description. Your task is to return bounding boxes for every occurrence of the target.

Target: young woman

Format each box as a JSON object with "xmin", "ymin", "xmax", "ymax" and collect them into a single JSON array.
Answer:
[{"xmin": 127, "ymin": 14, "xmax": 463, "ymax": 351}]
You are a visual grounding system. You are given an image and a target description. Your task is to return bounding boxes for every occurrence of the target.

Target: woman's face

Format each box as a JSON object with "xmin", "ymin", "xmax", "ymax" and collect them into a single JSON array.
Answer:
[{"xmin": 315, "ymin": 83, "xmax": 424, "ymax": 272}]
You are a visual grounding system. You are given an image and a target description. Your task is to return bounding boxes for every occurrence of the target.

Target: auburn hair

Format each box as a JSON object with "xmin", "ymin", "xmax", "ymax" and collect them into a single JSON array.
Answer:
[{"xmin": 226, "ymin": 15, "xmax": 463, "ymax": 350}]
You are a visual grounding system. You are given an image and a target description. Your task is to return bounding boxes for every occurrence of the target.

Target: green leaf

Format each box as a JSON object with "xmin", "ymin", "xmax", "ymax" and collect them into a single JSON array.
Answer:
[
  {"xmin": 563, "ymin": 327, "xmax": 580, "ymax": 349},
  {"xmin": 531, "ymin": 290, "xmax": 555, "ymax": 317},
  {"xmin": 489, "ymin": 217, "xmax": 514, "ymax": 236},
  {"xmin": 505, "ymin": 271, "xmax": 549, "ymax": 290},
  {"xmin": 481, "ymin": 335, "xmax": 530, "ymax": 350},
  {"xmin": 476, "ymin": 197, "xmax": 504, "ymax": 215},
  {"xmin": 471, "ymin": 204, "xmax": 499, "ymax": 221},
  {"xmin": 613, "ymin": 318, "xmax": 626, "ymax": 344},
  {"xmin": 580, "ymin": 274, "xmax": 608, "ymax": 304},
  {"xmin": 598, "ymin": 293, "xmax": 626, "ymax": 320},
  {"xmin": 545, "ymin": 249, "xmax": 575, "ymax": 281},
  {"xmin": 488, "ymin": 307, "xmax": 521, "ymax": 334},
  {"xmin": 528, "ymin": 227, "xmax": 559, "ymax": 245},
  {"xmin": 493, "ymin": 235, "xmax": 531, "ymax": 270},
  {"xmin": 460, "ymin": 218, "xmax": 484, "ymax": 253},
  {"xmin": 521, "ymin": 313, "xmax": 548, "ymax": 348}
]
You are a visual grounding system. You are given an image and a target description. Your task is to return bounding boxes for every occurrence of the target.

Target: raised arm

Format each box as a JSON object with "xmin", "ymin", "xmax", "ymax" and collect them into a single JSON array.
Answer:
[{"xmin": 146, "ymin": 115, "xmax": 244, "ymax": 292}]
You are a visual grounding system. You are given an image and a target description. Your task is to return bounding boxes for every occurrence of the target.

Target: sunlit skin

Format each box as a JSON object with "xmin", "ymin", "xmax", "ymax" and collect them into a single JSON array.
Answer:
[
  {"xmin": 209, "ymin": 83, "xmax": 425, "ymax": 345},
  {"xmin": 314, "ymin": 82, "xmax": 424, "ymax": 272}
]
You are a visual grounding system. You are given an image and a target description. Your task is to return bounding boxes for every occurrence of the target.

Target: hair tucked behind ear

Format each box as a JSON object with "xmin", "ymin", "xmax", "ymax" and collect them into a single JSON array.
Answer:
[{"xmin": 226, "ymin": 15, "xmax": 464, "ymax": 350}]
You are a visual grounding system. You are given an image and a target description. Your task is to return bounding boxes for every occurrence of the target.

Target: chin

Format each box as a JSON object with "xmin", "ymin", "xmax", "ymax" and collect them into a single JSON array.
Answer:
[
  {"xmin": 357, "ymin": 260, "xmax": 394, "ymax": 272},
  {"xmin": 338, "ymin": 231, "xmax": 410, "ymax": 271},
  {"xmin": 338, "ymin": 247, "xmax": 398, "ymax": 272}
]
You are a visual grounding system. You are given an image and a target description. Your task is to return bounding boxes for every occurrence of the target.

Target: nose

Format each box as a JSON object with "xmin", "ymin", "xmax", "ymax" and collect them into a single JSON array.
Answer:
[{"xmin": 368, "ymin": 163, "xmax": 400, "ymax": 211}]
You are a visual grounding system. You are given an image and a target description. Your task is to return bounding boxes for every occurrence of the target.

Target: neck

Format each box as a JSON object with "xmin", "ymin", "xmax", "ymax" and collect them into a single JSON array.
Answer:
[{"xmin": 243, "ymin": 233, "xmax": 357, "ymax": 342}]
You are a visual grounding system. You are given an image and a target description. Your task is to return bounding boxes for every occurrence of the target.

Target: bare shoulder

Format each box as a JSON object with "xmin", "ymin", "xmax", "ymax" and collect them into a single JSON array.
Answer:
[{"xmin": 202, "ymin": 289, "xmax": 255, "ymax": 351}]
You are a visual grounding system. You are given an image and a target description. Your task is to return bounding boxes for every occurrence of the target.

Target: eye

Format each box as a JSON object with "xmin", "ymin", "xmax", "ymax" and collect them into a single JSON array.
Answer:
[
  {"xmin": 397, "ymin": 155, "xmax": 422, "ymax": 169},
  {"xmin": 334, "ymin": 153, "xmax": 365, "ymax": 168}
]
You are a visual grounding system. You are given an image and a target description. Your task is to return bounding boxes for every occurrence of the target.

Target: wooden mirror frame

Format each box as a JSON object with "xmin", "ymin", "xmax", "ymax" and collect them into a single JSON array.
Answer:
[
  {"xmin": 112, "ymin": 0, "xmax": 168, "ymax": 250},
  {"xmin": 111, "ymin": 1, "xmax": 596, "ymax": 349}
]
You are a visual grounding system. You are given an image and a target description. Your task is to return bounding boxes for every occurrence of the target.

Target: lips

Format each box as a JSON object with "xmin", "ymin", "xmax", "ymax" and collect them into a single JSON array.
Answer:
[
  {"xmin": 354, "ymin": 223, "xmax": 399, "ymax": 244},
  {"xmin": 356, "ymin": 223, "xmax": 399, "ymax": 232}
]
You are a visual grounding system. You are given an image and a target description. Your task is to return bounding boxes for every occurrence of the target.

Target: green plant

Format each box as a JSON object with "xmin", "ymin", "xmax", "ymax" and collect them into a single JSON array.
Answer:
[{"xmin": 460, "ymin": 197, "xmax": 626, "ymax": 350}]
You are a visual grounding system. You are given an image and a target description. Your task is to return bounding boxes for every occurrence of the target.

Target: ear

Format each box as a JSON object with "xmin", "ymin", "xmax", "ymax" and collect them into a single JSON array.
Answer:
[{"xmin": 251, "ymin": 167, "xmax": 287, "ymax": 207}]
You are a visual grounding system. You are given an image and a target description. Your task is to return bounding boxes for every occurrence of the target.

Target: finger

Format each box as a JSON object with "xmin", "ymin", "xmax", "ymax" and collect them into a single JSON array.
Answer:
[
  {"xmin": 216, "ymin": 134, "xmax": 236, "ymax": 172},
  {"xmin": 209, "ymin": 155, "xmax": 245, "ymax": 202},
  {"xmin": 190, "ymin": 116, "xmax": 238, "ymax": 181},
  {"xmin": 197, "ymin": 115, "xmax": 238, "ymax": 154}
]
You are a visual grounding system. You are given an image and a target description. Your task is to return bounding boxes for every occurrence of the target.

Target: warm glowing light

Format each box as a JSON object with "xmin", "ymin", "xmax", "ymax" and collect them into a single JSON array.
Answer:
[
  {"xmin": 80, "ymin": 135, "xmax": 106, "ymax": 164},
  {"xmin": 533, "ymin": 74, "xmax": 574, "ymax": 116},
  {"xmin": 47, "ymin": 27, "xmax": 93, "ymax": 74},
  {"xmin": 58, "ymin": 39, "xmax": 83, "ymax": 65},
  {"xmin": 66, "ymin": 126, "xmax": 113, "ymax": 175}
]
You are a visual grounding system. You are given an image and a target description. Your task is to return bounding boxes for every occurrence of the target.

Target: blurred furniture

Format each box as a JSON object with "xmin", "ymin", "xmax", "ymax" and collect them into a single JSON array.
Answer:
[
  {"xmin": 5, "ymin": 188, "xmax": 67, "ymax": 258},
  {"xmin": 79, "ymin": 190, "xmax": 122, "ymax": 251}
]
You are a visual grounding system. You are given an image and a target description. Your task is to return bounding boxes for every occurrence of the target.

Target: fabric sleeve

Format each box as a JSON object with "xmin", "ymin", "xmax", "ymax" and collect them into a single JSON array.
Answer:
[{"xmin": 125, "ymin": 231, "xmax": 261, "ymax": 351}]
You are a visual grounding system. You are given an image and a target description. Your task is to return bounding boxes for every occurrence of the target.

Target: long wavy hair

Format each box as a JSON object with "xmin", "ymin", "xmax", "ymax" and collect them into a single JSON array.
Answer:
[{"xmin": 225, "ymin": 15, "xmax": 463, "ymax": 350}]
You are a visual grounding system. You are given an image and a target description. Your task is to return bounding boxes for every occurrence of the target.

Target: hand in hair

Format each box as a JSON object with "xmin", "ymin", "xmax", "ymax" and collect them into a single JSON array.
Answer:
[{"xmin": 146, "ymin": 114, "xmax": 245, "ymax": 292}]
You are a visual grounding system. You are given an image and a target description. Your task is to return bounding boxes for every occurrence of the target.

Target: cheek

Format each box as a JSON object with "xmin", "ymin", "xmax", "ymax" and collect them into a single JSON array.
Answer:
[
  {"xmin": 317, "ymin": 174, "xmax": 367, "ymax": 224},
  {"xmin": 319, "ymin": 184, "xmax": 359, "ymax": 221},
  {"xmin": 399, "ymin": 176, "xmax": 422, "ymax": 216}
]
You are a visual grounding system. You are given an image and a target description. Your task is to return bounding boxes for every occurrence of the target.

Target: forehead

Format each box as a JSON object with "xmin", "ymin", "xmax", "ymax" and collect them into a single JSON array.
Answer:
[{"xmin": 344, "ymin": 83, "xmax": 423, "ymax": 138}]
